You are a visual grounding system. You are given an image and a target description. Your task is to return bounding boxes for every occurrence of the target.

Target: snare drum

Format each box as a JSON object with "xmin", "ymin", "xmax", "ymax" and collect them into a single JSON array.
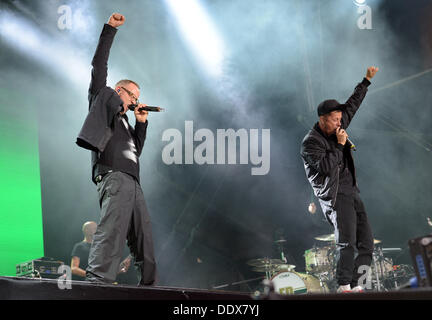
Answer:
[{"xmin": 271, "ymin": 271, "xmax": 328, "ymax": 295}]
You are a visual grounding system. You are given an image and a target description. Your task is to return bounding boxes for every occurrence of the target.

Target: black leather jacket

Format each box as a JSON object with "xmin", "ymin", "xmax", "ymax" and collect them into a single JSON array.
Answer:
[{"xmin": 301, "ymin": 78, "xmax": 370, "ymax": 218}]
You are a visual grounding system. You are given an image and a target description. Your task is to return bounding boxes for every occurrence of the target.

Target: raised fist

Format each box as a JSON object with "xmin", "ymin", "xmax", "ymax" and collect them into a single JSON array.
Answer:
[
  {"xmin": 108, "ymin": 13, "xmax": 125, "ymax": 28},
  {"xmin": 366, "ymin": 66, "xmax": 379, "ymax": 81}
]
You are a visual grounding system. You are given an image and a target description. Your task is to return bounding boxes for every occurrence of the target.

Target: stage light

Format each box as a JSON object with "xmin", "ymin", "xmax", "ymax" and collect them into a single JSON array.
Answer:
[
  {"xmin": 353, "ymin": 0, "xmax": 367, "ymax": 6},
  {"xmin": 164, "ymin": 0, "xmax": 226, "ymax": 77},
  {"xmin": 0, "ymin": 13, "xmax": 41, "ymax": 52},
  {"xmin": 0, "ymin": 10, "xmax": 90, "ymax": 87}
]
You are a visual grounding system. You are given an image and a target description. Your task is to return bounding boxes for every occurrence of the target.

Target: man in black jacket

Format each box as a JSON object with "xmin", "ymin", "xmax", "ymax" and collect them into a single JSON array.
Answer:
[
  {"xmin": 301, "ymin": 66, "xmax": 378, "ymax": 293},
  {"xmin": 76, "ymin": 13, "xmax": 156, "ymax": 285}
]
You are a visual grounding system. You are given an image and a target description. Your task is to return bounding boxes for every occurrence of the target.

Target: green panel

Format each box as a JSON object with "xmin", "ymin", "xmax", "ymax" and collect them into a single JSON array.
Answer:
[{"xmin": 0, "ymin": 92, "xmax": 44, "ymax": 276}]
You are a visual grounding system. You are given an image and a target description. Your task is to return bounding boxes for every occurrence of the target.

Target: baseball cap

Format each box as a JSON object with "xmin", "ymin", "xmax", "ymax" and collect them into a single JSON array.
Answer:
[{"xmin": 317, "ymin": 99, "xmax": 344, "ymax": 116}]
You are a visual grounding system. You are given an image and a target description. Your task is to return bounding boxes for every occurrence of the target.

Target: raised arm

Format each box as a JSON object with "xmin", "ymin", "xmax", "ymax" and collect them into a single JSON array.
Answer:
[
  {"xmin": 341, "ymin": 66, "xmax": 379, "ymax": 129},
  {"xmin": 88, "ymin": 13, "xmax": 125, "ymax": 95}
]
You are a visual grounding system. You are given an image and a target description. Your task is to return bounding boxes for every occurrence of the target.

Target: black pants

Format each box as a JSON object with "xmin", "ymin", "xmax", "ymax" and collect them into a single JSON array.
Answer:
[
  {"xmin": 86, "ymin": 171, "xmax": 157, "ymax": 285},
  {"xmin": 327, "ymin": 192, "xmax": 374, "ymax": 287}
]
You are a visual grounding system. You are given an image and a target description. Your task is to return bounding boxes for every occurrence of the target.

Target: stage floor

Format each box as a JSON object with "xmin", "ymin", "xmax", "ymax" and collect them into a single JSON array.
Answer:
[
  {"xmin": 0, "ymin": 276, "xmax": 252, "ymax": 300},
  {"xmin": 1, "ymin": 276, "xmax": 432, "ymax": 300}
]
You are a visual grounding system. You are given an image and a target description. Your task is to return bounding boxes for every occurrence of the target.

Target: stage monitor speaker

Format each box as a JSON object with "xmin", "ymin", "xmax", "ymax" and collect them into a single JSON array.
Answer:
[{"xmin": 16, "ymin": 257, "xmax": 64, "ymax": 279}]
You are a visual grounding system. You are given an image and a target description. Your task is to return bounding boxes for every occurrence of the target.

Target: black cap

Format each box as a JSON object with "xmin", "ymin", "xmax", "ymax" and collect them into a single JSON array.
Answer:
[{"xmin": 317, "ymin": 99, "xmax": 343, "ymax": 116}]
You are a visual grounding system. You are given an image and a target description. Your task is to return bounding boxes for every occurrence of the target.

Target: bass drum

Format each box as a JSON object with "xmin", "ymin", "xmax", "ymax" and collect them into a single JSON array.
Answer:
[{"xmin": 271, "ymin": 271, "xmax": 328, "ymax": 295}]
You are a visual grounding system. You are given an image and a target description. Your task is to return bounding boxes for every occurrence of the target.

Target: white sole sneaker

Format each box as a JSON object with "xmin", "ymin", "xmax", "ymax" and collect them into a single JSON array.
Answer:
[{"xmin": 336, "ymin": 285, "xmax": 352, "ymax": 293}]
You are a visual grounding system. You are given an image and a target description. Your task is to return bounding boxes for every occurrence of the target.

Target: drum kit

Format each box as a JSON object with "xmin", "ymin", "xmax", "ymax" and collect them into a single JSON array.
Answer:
[{"xmin": 248, "ymin": 234, "xmax": 414, "ymax": 295}]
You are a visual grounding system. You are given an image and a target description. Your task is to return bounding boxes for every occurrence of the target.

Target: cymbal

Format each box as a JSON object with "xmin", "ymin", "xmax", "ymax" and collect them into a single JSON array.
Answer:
[
  {"xmin": 276, "ymin": 264, "xmax": 296, "ymax": 271},
  {"xmin": 251, "ymin": 266, "xmax": 278, "ymax": 272},
  {"xmin": 382, "ymin": 247, "xmax": 402, "ymax": 253},
  {"xmin": 252, "ymin": 264, "xmax": 296, "ymax": 273},
  {"xmin": 314, "ymin": 234, "xmax": 335, "ymax": 241},
  {"xmin": 247, "ymin": 258, "xmax": 285, "ymax": 267},
  {"xmin": 314, "ymin": 234, "xmax": 381, "ymax": 244}
]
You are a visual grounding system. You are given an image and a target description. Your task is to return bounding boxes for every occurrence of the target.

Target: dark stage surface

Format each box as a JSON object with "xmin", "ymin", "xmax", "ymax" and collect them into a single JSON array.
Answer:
[
  {"xmin": 3, "ymin": 276, "xmax": 432, "ymax": 319},
  {"xmin": 1, "ymin": 276, "xmax": 431, "ymax": 300},
  {"xmin": 0, "ymin": 276, "xmax": 251, "ymax": 300}
]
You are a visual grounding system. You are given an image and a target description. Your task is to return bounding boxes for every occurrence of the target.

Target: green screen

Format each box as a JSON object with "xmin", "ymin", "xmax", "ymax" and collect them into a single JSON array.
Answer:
[{"xmin": 0, "ymin": 91, "xmax": 44, "ymax": 276}]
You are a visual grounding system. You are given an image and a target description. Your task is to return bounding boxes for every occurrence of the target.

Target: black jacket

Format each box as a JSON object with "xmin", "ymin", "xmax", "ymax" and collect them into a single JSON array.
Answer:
[
  {"xmin": 300, "ymin": 78, "xmax": 370, "ymax": 218},
  {"xmin": 76, "ymin": 24, "xmax": 122, "ymax": 152},
  {"xmin": 76, "ymin": 24, "xmax": 147, "ymax": 183}
]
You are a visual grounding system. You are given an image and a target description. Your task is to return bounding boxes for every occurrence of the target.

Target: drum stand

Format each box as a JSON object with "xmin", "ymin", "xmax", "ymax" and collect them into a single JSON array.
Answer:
[
  {"xmin": 275, "ymin": 239, "xmax": 288, "ymax": 265},
  {"xmin": 371, "ymin": 246, "xmax": 394, "ymax": 291},
  {"xmin": 212, "ymin": 276, "xmax": 265, "ymax": 290},
  {"xmin": 264, "ymin": 268, "xmax": 272, "ymax": 281},
  {"xmin": 372, "ymin": 251, "xmax": 382, "ymax": 291}
]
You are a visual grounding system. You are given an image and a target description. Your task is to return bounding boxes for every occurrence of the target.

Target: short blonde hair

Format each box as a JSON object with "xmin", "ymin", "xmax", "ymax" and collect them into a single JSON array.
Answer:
[{"xmin": 115, "ymin": 79, "xmax": 140, "ymax": 89}]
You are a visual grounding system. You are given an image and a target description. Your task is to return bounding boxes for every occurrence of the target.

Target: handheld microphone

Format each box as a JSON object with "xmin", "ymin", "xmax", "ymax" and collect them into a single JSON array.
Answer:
[
  {"xmin": 337, "ymin": 127, "xmax": 356, "ymax": 151},
  {"xmin": 128, "ymin": 104, "xmax": 164, "ymax": 112},
  {"xmin": 347, "ymin": 138, "xmax": 356, "ymax": 151}
]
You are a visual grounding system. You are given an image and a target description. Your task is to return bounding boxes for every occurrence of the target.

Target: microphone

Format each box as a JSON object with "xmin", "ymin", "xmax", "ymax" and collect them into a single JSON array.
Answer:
[
  {"xmin": 337, "ymin": 128, "xmax": 356, "ymax": 151},
  {"xmin": 128, "ymin": 104, "xmax": 164, "ymax": 112},
  {"xmin": 347, "ymin": 138, "xmax": 356, "ymax": 151}
]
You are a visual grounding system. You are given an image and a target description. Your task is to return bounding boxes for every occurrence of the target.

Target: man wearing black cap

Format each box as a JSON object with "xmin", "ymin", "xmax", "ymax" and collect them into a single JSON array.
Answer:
[{"xmin": 301, "ymin": 66, "xmax": 379, "ymax": 293}]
